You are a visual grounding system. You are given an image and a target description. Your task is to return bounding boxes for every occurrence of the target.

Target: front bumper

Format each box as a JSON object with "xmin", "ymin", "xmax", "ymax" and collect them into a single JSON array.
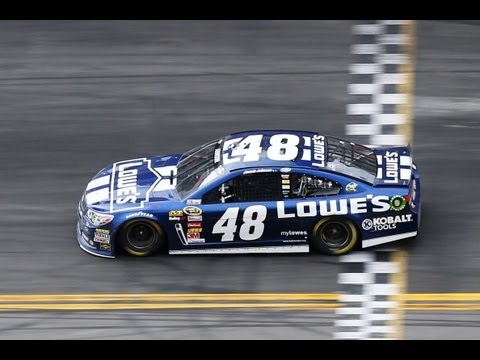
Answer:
[{"xmin": 76, "ymin": 200, "xmax": 115, "ymax": 258}]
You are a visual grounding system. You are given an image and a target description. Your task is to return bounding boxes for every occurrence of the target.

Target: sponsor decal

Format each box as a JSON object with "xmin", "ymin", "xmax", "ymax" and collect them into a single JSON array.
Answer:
[
  {"xmin": 345, "ymin": 182, "xmax": 358, "ymax": 192},
  {"xmin": 186, "ymin": 232, "xmax": 205, "ymax": 243},
  {"xmin": 311, "ymin": 135, "xmax": 325, "ymax": 168},
  {"xmin": 100, "ymin": 243, "xmax": 111, "ymax": 251},
  {"xmin": 281, "ymin": 230, "xmax": 308, "ymax": 237},
  {"xmin": 95, "ymin": 229, "xmax": 110, "ymax": 234},
  {"xmin": 362, "ymin": 215, "xmax": 413, "ymax": 231},
  {"xmin": 187, "ymin": 222, "xmax": 202, "ymax": 228},
  {"xmin": 183, "ymin": 206, "xmax": 202, "ymax": 216},
  {"xmin": 126, "ymin": 211, "xmax": 154, "ymax": 219},
  {"xmin": 109, "ymin": 158, "xmax": 162, "ymax": 212},
  {"xmin": 282, "ymin": 239, "xmax": 307, "ymax": 243},
  {"xmin": 187, "ymin": 228, "xmax": 203, "ymax": 234},
  {"xmin": 187, "ymin": 215, "xmax": 202, "ymax": 221},
  {"xmin": 280, "ymin": 168, "xmax": 291, "ymax": 173},
  {"xmin": 243, "ymin": 168, "xmax": 276, "ymax": 174},
  {"xmin": 82, "ymin": 232, "xmax": 90, "ymax": 242},
  {"xmin": 383, "ymin": 151, "xmax": 399, "ymax": 183},
  {"xmin": 186, "ymin": 199, "xmax": 202, "ymax": 205},
  {"xmin": 277, "ymin": 194, "xmax": 391, "ymax": 218},
  {"xmin": 390, "ymin": 195, "xmax": 407, "ymax": 211},
  {"xmin": 86, "ymin": 209, "xmax": 114, "ymax": 226},
  {"xmin": 169, "ymin": 217, "xmax": 180, "ymax": 221},
  {"xmin": 93, "ymin": 230, "xmax": 110, "ymax": 244},
  {"xmin": 169, "ymin": 210, "xmax": 184, "ymax": 217},
  {"xmin": 281, "ymin": 174, "xmax": 291, "ymax": 196},
  {"xmin": 378, "ymin": 152, "xmax": 411, "ymax": 184}
]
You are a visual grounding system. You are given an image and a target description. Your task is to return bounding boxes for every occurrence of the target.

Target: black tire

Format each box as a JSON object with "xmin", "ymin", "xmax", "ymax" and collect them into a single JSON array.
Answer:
[
  {"xmin": 311, "ymin": 217, "xmax": 359, "ymax": 255},
  {"xmin": 118, "ymin": 219, "xmax": 166, "ymax": 256}
]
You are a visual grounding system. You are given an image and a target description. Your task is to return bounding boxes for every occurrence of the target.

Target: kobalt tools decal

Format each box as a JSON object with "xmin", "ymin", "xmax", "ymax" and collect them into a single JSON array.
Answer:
[
  {"xmin": 362, "ymin": 214, "xmax": 413, "ymax": 231},
  {"xmin": 110, "ymin": 158, "xmax": 162, "ymax": 213}
]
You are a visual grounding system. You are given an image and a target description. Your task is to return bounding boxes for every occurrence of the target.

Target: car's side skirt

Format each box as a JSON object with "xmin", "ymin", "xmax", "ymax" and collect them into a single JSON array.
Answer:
[
  {"xmin": 169, "ymin": 245, "xmax": 309, "ymax": 255},
  {"xmin": 362, "ymin": 231, "xmax": 417, "ymax": 248}
]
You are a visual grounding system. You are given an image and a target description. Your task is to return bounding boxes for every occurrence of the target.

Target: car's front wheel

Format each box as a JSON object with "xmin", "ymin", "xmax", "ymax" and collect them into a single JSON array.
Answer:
[
  {"xmin": 118, "ymin": 219, "xmax": 166, "ymax": 256},
  {"xmin": 311, "ymin": 217, "xmax": 359, "ymax": 255}
]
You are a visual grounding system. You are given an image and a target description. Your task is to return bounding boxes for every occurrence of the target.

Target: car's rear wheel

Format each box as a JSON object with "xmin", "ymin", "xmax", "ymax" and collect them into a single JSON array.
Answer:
[
  {"xmin": 311, "ymin": 217, "xmax": 359, "ymax": 255},
  {"xmin": 118, "ymin": 219, "xmax": 166, "ymax": 256}
]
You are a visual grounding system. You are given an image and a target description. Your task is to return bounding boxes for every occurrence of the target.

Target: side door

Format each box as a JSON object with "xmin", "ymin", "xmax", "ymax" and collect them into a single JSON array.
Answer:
[{"xmin": 194, "ymin": 170, "xmax": 285, "ymax": 250}]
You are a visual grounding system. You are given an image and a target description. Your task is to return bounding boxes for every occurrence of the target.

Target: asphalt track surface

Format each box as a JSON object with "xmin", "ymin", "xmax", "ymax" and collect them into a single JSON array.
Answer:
[{"xmin": 0, "ymin": 20, "xmax": 479, "ymax": 339}]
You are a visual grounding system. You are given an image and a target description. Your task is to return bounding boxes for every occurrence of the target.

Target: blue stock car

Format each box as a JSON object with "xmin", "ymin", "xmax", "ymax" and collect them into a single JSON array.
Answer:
[{"xmin": 77, "ymin": 130, "xmax": 421, "ymax": 258}]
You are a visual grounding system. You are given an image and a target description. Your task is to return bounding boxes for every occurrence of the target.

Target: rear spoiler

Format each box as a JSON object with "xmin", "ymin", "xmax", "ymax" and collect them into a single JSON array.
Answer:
[{"xmin": 373, "ymin": 145, "xmax": 413, "ymax": 187}]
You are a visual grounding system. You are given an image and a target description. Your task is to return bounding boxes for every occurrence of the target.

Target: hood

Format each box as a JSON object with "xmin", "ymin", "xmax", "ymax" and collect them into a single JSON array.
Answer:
[
  {"xmin": 84, "ymin": 153, "xmax": 182, "ymax": 212},
  {"xmin": 373, "ymin": 146, "xmax": 412, "ymax": 187}
]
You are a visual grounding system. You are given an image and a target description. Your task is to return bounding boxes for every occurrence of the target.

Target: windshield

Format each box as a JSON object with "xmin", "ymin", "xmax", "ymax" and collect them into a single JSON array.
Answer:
[
  {"xmin": 176, "ymin": 138, "xmax": 225, "ymax": 199},
  {"xmin": 326, "ymin": 137, "xmax": 377, "ymax": 184}
]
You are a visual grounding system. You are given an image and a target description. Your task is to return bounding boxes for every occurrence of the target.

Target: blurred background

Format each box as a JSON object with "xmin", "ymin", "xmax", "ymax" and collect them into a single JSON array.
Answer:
[{"xmin": 0, "ymin": 20, "xmax": 478, "ymax": 339}]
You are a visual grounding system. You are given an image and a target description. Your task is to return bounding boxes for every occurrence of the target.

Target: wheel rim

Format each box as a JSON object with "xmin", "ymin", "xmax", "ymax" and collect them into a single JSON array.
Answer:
[
  {"xmin": 319, "ymin": 221, "xmax": 350, "ymax": 249},
  {"xmin": 126, "ymin": 222, "xmax": 157, "ymax": 250}
]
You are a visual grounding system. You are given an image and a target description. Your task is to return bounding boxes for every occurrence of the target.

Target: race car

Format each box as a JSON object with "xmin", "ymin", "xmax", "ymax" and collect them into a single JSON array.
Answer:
[{"xmin": 77, "ymin": 130, "xmax": 421, "ymax": 258}]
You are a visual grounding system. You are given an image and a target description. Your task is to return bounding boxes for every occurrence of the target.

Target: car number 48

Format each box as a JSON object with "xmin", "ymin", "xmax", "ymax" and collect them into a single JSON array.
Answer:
[{"xmin": 212, "ymin": 205, "xmax": 267, "ymax": 241}]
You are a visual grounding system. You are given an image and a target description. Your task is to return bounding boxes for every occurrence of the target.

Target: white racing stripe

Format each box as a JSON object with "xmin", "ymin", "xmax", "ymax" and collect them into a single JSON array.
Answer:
[
  {"xmin": 377, "ymin": 53, "xmax": 407, "ymax": 64},
  {"xmin": 152, "ymin": 166, "xmax": 177, "ymax": 191},
  {"xmin": 338, "ymin": 272, "xmax": 374, "ymax": 285},
  {"xmin": 377, "ymin": 93, "xmax": 407, "ymax": 105},
  {"xmin": 348, "ymin": 83, "xmax": 380, "ymax": 94},
  {"xmin": 379, "ymin": 34, "xmax": 407, "ymax": 44},
  {"xmin": 85, "ymin": 188, "xmax": 109, "ymax": 205},
  {"xmin": 364, "ymin": 284, "xmax": 398, "ymax": 296},
  {"xmin": 333, "ymin": 332, "xmax": 366, "ymax": 340},
  {"xmin": 370, "ymin": 134, "xmax": 406, "ymax": 146},
  {"xmin": 366, "ymin": 261, "xmax": 400, "ymax": 274},
  {"xmin": 170, "ymin": 245, "xmax": 309, "ymax": 255},
  {"xmin": 372, "ymin": 114, "xmax": 406, "ymax": 125},
  {"xmin": 349, "ymin": 63, "xmax": 381, "ymax": 74},
  {"xmin": 347, "ymin": 103, "xmax": 380, "ymax": 115},
  {"xmin": 86, "ymin": 175, "xmax": 110, "ymax": 191},
  {"xmin": 353, "ymin": 24, "xmax": 383, "ymax": 35},
  {"xmin": 362, "ymin": 231, "xmax": 417, "ymax": 248},
  {"xmin": 400, "ymin": 155, "xmax": 412, "ymax": 166},
  {"xmin": 365, "ymin": 301, "xmax": 396, "ymax": 309},
  {"xmin": 345, "ymin": 124, "xmax": 380, "ymax": 136},
  {"xmin": 377, "ymin": 73, "xmax": 407, "ymax": 85},
  {"xmin": 379, "ymin": 20, "xmax": 410, "ymax": 25},
  {"xmin": 338, "ymin": 294, "xmax": 370, "ymax": 302},
  {"xmin": 351, "ymin": 44, "xmax": 379, "ymax": 54},
  {"xmin": 339, "ymin": 252, "xmax": 375, "ymax": 263},
  {"xmin": 400, "ymin": 168, "xmax": 412, "ymax": 180}
]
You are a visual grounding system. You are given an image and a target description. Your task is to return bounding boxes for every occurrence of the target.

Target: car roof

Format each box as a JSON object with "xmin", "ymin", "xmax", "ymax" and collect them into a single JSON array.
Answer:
[{"xmin": 220, "ymin": 129, "xmax": 331, "ymax": 173}]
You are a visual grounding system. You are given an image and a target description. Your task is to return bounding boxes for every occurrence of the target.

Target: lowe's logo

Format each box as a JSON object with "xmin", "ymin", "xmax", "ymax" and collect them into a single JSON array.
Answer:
[{"xmin": 110, "ymin": 158, "xmax": 162, "ymax": 213}]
